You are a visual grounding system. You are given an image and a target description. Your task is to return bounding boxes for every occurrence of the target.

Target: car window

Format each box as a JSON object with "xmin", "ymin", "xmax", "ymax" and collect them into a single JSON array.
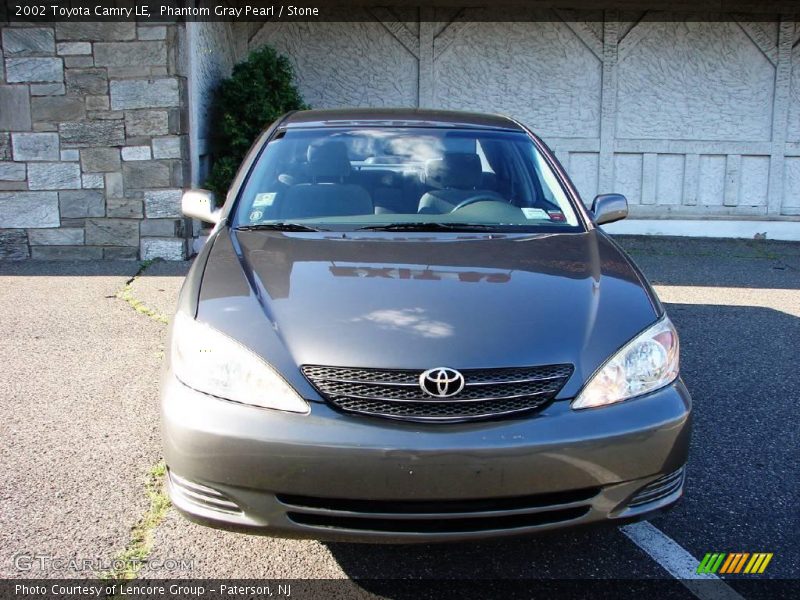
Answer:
[{"xmin": 235, "ymin": 127, "xmax": 581, "ymax": 231}]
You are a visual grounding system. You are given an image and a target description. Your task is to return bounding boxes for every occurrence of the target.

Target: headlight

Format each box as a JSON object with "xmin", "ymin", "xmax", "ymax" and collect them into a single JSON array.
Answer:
[
  {"xmin": 572, "ymin": 316, "xmax": 679, "ymax": 409},
  {"xmin": 171, "ymin": 311, "xmax": 309, "ymax": 413}
]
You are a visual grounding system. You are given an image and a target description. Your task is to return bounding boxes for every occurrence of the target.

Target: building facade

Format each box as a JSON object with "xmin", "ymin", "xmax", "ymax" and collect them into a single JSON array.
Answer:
[{"xmin": 1, "ymin": 6, "xmax": 799, "ymax": 260}]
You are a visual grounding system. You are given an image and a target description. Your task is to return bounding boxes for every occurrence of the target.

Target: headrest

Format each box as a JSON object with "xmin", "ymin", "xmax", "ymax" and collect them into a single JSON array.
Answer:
[
  {"xmin": 307, "ymin": 141, "xmax": 351, "ymax": 179},
  {"xmin": 425, "ymin": 153, "xmax": 482, "ymax": 190}
]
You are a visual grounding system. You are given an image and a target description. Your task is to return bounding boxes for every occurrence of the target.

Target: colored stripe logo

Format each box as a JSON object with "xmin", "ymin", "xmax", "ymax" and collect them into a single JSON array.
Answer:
[{"xmin": 697, "ymin": 552, "xmax": 773, "ymax": 574}]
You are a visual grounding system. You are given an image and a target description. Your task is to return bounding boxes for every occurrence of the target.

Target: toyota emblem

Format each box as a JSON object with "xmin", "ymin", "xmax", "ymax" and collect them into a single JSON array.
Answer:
[{"xmin": 419, "ymin": 367, "xmax": 465, "ymax": 398}]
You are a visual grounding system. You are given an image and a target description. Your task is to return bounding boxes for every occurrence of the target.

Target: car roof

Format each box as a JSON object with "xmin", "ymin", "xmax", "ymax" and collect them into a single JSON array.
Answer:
[{"xmin": 281, "ymin": 108, "xmax": 525, "ymax": 132}]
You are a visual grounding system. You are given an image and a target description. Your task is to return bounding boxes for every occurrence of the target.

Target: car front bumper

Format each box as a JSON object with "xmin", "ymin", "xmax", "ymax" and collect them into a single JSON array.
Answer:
[{"xmin": 161, "ymin": 373, "xmax": 692, "ymax": 543}]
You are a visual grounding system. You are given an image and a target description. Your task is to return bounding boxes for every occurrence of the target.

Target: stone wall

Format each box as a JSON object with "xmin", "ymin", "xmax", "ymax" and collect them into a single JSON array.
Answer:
[{"xmin": 0, "ymin": 22, "xmax": 189, "ymax": 260}]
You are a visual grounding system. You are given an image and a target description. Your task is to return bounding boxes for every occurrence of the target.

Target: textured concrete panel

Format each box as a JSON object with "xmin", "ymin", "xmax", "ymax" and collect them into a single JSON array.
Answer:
[
  {"xmin": 697, "ymin": 155, "xmax": 726, "ymax": 206},
  {"xmin": 781, "ymin": 157, "xmax": 800, "ymax": 209},
  {"xmin": 613, "ymin": 154, "xmax": 643, "ymax": 205},
  {"xmin": 434, "ymin": 21, "xmax": 601, "ymax": 138},
  {"xmin": 0, "ymin": 192, "xmax": 59, "ymax": 227},
  {"xmin": 253, "ymin": 18, "xmax": 417, "ymax": 109},
  {"xmin": 187, "ymin": 22, "xmax": 238, "ymax": 184},
  {"xmin": 739, "ymin": 155, "xmax": 770, "ymax": 207},
  {"xmin": 656, "ymin": 155, "xmax": 685, "ymax": 205},
  {"xmin": 617, "ymin": 21, "xmax": 774, "ymax": 141},
  {"xmin": 569, "ymin": 152, "xmax": 599, "ymax": 205},
  {"xmin": 787, "ymin": 51, "xmax": 800, "ymax": 142}
]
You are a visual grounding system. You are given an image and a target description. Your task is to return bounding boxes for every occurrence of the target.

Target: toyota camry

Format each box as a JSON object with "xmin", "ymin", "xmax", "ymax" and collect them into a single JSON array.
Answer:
[{"xmin": 162, "ymin": 109, "xmax": 691, "ymax": 542}]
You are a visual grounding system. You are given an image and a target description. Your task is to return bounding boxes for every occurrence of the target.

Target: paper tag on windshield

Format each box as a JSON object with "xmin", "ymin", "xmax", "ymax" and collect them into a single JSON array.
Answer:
[
  {"xmin": 253, "ymin": 192, "xmax": 277, "ymax": 207},
  {"xmin": 522, "ymin": 207, "xmax": 549, "ymax": 220}
]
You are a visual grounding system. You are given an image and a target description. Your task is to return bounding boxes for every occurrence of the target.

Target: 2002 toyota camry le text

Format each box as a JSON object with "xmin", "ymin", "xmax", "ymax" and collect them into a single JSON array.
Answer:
[{"xmin": 162, "ymin": 109, "xmax": 692, "ymax": 542}]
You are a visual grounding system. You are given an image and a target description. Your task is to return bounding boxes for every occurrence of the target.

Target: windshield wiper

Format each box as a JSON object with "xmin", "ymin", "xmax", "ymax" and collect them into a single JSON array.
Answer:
[
  {"xmin": 236, "ymin": 223, "xmax": 328, "ymax": 232},
  {"xmin": 356, "ymin": 222, "xmax": 498, "ymax": 232}
]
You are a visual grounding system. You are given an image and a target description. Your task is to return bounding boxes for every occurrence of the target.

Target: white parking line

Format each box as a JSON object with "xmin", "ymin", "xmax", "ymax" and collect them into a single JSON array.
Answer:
[{"xmin": 620, "ymin": 521, "xmax": 746, "ymax": 600}]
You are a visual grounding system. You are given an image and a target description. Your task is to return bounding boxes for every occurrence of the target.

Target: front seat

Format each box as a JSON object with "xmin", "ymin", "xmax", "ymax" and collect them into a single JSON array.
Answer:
[
  {"xmin": 417, "ymin": 152, "xmax": 505, "ymax": 214},
  {"xmin": 278, "ymin": 141, "xmax": 373, "ymax": 220}
]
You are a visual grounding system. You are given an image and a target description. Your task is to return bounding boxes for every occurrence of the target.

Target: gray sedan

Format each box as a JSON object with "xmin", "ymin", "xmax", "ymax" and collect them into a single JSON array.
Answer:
[{"xmin": 162, "ymin": 109, "xmax": 691, "ymax": 542}]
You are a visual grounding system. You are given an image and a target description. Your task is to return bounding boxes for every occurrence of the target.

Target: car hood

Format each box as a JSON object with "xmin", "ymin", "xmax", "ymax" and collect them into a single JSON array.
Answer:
[{"xmin": 196, "ymin": 228, "xmax": 660, "ymax": 399}]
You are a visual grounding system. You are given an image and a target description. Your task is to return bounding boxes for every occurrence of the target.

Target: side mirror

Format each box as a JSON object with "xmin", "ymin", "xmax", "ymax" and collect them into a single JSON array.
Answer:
[
  {"xmin": 181, "ymin": 189, "xmax": 221, "ymax": 224},
  {"xmin": 591, "ymin": 193, "xmax": 628, "ymax": 225}
]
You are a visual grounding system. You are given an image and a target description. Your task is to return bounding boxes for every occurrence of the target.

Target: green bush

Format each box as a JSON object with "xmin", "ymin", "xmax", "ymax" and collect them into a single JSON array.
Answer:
[{"xmin": 204, "ymin": 46, "xmax": 308, "ymax": 201}]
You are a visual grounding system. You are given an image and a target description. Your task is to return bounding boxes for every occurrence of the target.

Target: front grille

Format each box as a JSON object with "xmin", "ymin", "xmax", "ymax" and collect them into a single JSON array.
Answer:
[
  {"xmin": 302, "ymin": 364, "xmax": 573, "ymax": 422},
  {"xmin": 628, "ymin": 467, "xmax": 685, "ymax": 507},
  {"xmin": 278, "ymin": 488, "xmax": 597, "ymax": 534}
]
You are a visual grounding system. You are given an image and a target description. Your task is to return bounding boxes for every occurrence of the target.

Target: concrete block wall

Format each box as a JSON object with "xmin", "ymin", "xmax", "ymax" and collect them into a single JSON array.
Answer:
[{"xmin": 0, "ymin": 23, "xmax": 189, "ymax": 260}]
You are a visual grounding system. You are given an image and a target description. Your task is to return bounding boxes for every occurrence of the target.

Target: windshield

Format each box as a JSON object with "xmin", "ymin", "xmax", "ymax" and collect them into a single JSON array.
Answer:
[{"xmin": 234, "ymin": 127, "xmax": 582, "ymax": 232}]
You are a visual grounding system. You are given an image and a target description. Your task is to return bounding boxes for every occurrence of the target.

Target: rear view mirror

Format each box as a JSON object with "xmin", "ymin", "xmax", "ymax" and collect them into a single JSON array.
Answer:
[
  {"xmin": 182, "ymin": 189, "xmax": 221, "ymax": 224},
  {"xmin": 591, "ymin": 194, "xmax": 628, "ymax": 225}
]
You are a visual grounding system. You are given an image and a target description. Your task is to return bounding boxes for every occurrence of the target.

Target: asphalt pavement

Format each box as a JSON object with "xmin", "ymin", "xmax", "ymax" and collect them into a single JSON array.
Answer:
[{"xmin": 0, "ymin": 235, "xmax": 797, "ymax": 594}]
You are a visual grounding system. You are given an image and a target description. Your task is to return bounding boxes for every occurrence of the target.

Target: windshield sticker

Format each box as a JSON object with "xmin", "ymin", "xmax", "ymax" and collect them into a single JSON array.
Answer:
[
  {"xmin": 253, "ymin": 193, "xmax": 277, "ymax": 207},
  {"xmin": 522, "ymin": 207, "xmax": 549, "ymax": 220},
  {"xmin": 249, "ymin": 210, "xmax": 263, "ymax": 222}
]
